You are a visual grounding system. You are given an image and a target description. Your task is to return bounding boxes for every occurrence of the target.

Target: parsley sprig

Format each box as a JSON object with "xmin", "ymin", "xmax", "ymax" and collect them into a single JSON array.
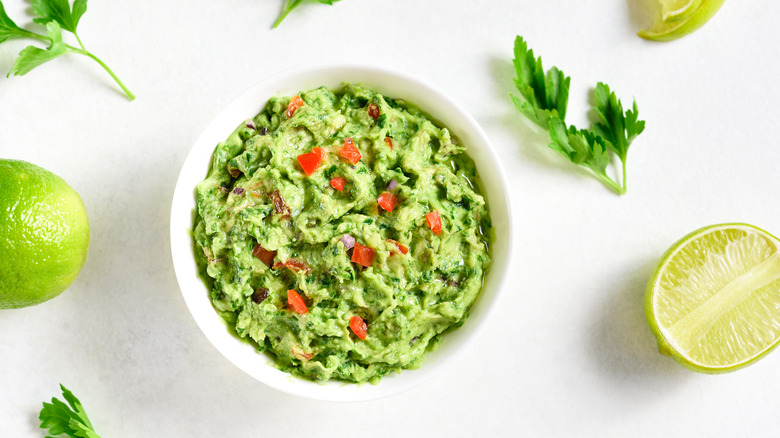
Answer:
[
  {"xmin": 0, "ymin": 0, "xmax": 134, "ymax": 100},
  {"xmin": 273, "ymin": 0, "xmax": 341, "ymax": 28},
  {"xmin": 511, "ymin": 36, "xmax": 645, "ymax": 194},
  {"xmin": 39, "ymin": 384, "xmax": 102, "ymax": 438}
]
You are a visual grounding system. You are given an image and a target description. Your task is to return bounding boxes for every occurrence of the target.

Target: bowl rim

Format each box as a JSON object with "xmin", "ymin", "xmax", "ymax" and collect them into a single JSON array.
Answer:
[{"xmin": 170, "ymin": 62, "xmax": 514, "ymax": 402}]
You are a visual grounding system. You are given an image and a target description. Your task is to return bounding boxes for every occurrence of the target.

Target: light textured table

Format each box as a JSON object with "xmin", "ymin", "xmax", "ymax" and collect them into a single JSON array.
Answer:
[{"xmin": 2, "ymin": 0, "xmax": 779, "ymax": 436}]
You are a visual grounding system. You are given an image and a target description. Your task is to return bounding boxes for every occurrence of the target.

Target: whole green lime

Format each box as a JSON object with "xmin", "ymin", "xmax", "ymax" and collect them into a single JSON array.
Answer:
[{"xmin": 0, "ymin": 159, "xmax": 90, "ymax": 309}]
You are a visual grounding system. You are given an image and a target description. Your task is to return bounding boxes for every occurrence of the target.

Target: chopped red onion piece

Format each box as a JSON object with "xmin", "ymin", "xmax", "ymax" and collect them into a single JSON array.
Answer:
[
  {"xmin": 232, "ymin": 187, "xmax": 245, "ymax": 195},
  {"xmin": 245, "ymin": 119, "xmax": 256, "ymax": 129},
  {"xmin": 340, "ymin": 234, "xmax": 356, "ymax": 250},
  {"xmin": 386, "ymin": 179, "xmax": 398, "ymax": 190}
]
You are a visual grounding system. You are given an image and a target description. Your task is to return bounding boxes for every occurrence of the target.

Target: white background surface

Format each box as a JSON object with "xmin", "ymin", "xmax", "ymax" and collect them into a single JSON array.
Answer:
[{"xmin": 1, "ymin": 0, "xmax": 779, "ymax": 436}]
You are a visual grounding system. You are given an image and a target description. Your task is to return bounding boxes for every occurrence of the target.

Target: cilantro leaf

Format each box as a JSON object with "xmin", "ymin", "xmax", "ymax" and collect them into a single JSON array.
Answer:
[
  {"xmin": 510, "ymin": 35, "xmax": 646, "ymax": 194},
  {"xmin": 0, "ymin": 2, "xmax": 30, "ymax": 43},
  {"xmin": 273, "ymin": 0, "xmax": 341, "ymax": 28},
  {"xmin": 511, "ymin": 35, "xmax": 570, "ymax": 130},
  {"xmin": 39, "ymin": 384, "xmax": 102, "ymax": 438},
  {"xmin": 32, "ymin": 0, "xmax": 87, "ymax": 33},
  {"xmin": 8, "ymin": 21, "xmax": 66, "ymax": 76}
]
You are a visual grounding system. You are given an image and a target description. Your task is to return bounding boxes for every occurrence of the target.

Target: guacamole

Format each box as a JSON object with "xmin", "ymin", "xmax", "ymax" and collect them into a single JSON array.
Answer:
[{"xmin": 193, "ymin": 84, "xmax": 492, "ymax": 383}]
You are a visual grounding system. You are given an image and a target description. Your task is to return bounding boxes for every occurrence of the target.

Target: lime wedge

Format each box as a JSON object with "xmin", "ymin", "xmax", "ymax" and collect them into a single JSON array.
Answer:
[
  {"xmin": 646, "ymin": 224, "xmax": 780, "ymax": 373},
  {"xmin": 661, "ymin": 0, "xmax": 704, "ymax": 22},
  {"xmin": 638, "ymin": 0, "xmax": 726, "ymax": 42}
]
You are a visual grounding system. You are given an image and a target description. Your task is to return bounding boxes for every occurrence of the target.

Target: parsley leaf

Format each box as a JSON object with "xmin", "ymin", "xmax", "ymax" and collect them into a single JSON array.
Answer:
[
  {"xmin": 32, "ymin": 0, "xmax": 86, "ymax": 33},
  {"xmin": 273, "ymin": 0, "xmax": 341, "ymax": 28},
  {"xmin": 39, "ymin": 384, "xmax": 102, "ymax": 438},
  {"xmin": 591, "ymin": 82, "xmax": 646, "ymax": 187},
  {"xmin": 0, "ymin": 0, "xmax": 134, "ymax": 100},
  {"xmin": 511, "ymin": 36, "xmax": 570, "ymax": 130},
  {"xmin": 9, "ymin": 21, "xmax": 66, "ymax": 76},
  {"xmin": 548, "ymin": 117, "xmax": 623, "ymax": 194},
  {"xmin": 0, "ymin": 2, "xmax": 32, "ymax": 43},
  {"xmin": 510, "ymin": 36, "xmax": 646, "ymax": 194}
]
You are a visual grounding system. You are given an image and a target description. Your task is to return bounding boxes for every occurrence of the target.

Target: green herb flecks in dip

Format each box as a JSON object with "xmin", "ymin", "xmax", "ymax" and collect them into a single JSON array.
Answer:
[{"xmin": 193, "ymin": 84, "xmax": 492, "ymax": 384}]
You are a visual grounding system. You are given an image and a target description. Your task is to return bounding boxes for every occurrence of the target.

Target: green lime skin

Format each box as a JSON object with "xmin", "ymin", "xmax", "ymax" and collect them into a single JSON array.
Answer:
[
  {"xmin": 638, "ymin": 0, "xmax": 726, "ymax": 42},
  {"xmin": 0, "ymin": 159, "xmax": 90, "ymax": 309}
]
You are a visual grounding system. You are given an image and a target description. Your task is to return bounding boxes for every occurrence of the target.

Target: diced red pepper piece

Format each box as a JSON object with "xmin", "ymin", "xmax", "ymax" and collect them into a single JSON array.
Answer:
[
  {"xmin": 349, "ymin": 316, "xmax": 368, "ymax": 340},
  {"xmin": 286, "ymin": 95, "xmax": 304, "ymax": 118},
  {"xmin": 368, "ymin": 103, "xmax": 380, "ymax": 121},
  {"xmin": 251, "ymin": 244, "xmax": 277, "ymax": 267},
  {"xmin": 330, "ymin": 177, "xmax": 346, "ymax": 191},
  {"xmin": 384, "ymin": 136, "xmax": 394, "ymax": 149},
  {"xmin": 351, "ymin": 242, "xmax": 375, "ymax": 267},
  {"xmin": 426, "ymin": 210, "xmax": 442, "ymax": 236},
  {"xmin": 287, "ymin": 289, "xmax": 308, "ymax": 314},
  {"xmin": 387, "ymin": 239, "xmax": 409, "ymax": 255},
  {"xmin": 377, "ymin": 192, "xmax": 396, "ymax": 212},
  {"xmin": 297, "ymin": 147, "xmax": 323, "ymax": 176},
  {"xmin": 271, "ymin": 189, "xmax": 291, "ymax": 218},
  {"xmin": 273, "ymin": 259, "xmax": 312, "ymax": 274},
  {"xmin": 339, "ymin": 138, "xmax": 362, "ymax": 164}
]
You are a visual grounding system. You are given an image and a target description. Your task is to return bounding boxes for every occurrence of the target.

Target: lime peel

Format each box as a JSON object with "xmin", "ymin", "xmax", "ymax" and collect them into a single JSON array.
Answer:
[
  {"xmin": 0, "ymin": 159, "xmax": 90, "ymax": 309},
  {"xmin": 638, "ymin": 0, "xmax": 726, "ymax": 42},
  {"xmin": 662, "ymin": 0, "xmax": 704, "ymax": 22}
]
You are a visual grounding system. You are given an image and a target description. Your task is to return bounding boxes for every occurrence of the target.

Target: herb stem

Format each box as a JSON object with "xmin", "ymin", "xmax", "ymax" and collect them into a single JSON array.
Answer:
[
  {"xmin": 621, "ymin": 159, "xmax": 628, "ymax": 193},
  {"xmin": 595, "ymin": 172, "xmax": 625, "ymax": 195},
  {"xmin": 272, "ymin": 8, "xmax": 292, "ymax": 28},
  {"xmin": 25, "ymin": 30, "xmax": 50, "ymax": 42},
  {"xmin": 77, "ymin": 49, "xmax": 135, "ymax": 100},
  {"xmin": 69, "ymin": 33, "xmax": 134, "ymax": 100}
]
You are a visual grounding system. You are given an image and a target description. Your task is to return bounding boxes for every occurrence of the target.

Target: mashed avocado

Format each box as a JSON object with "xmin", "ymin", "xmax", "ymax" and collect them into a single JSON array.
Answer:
[{"xmin": 193, "ymin": 84, "xmax": 492, "ymax": 383}]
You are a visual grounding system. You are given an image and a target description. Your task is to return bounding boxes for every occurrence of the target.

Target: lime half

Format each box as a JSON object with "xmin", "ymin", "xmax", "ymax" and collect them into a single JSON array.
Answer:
[
  {"xmin": 646, "ymin": 223, "xmax": 780, "ymax": 373},
  {"xmin": 638, "ymin": 0, "xmax": 726, "ymax": 42}
]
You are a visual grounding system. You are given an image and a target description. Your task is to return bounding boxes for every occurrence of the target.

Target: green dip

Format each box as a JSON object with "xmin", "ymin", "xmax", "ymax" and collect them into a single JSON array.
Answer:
[{"xmin": 193, "ymin": 84, "xmax": 492, "ymax": 383}]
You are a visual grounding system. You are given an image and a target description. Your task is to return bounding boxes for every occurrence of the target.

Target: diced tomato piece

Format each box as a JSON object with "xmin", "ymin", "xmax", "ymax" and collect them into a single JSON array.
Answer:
[
  {"xmin": 287, "ymin": 289, "xmax": 308, "ymax": 314},
  {"xmin": 251, "ymin": 244, "xmax": 277, "ymax": 267},
  {"xmin": 273, "ymin": 259, "xmax": 312, "ymax": 274},
  {"xmin": 330, "ymin": 177, "xmax": 346, "ymax": 191},
  {"xmin": 286, "ymin": 95, "xmax": 304, "ymax": 118},
  {"xmin": 387, "ymin": 239, "xmax": 409, "ymax": 255},
  {"xmin": 297, "ymin": 147, "xmax": 323, "ymax": 176},
  {"xmin": 426, "ymin": 210, "xmax": 442, "ymax": 236},
  {"xmin": 349, "ymin": 316, "xmax": 368, "ymax": 340},
  {"xmin": 384, "ymin": 136, "xmax": 393, "ymax": 149},
  {"xmin": 368, "ymin": 103, "xmax": 380, "ymax": 121},
  {"xmin": 351, "ymin": 242, "xmax": 375, "ymax": 267},
  {"xmin": 377, "ymin": 192, "xmax": 396, "ymax": 212},
  {"xmin": 339, "ymin": 138, "xmax": 362, "ymax": 164}
]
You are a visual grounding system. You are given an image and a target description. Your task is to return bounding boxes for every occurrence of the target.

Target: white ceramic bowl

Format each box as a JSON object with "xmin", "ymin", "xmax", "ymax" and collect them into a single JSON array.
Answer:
[{"xmin": 170, "ymin": 64, "xmax": 513, "ymax": 402}]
